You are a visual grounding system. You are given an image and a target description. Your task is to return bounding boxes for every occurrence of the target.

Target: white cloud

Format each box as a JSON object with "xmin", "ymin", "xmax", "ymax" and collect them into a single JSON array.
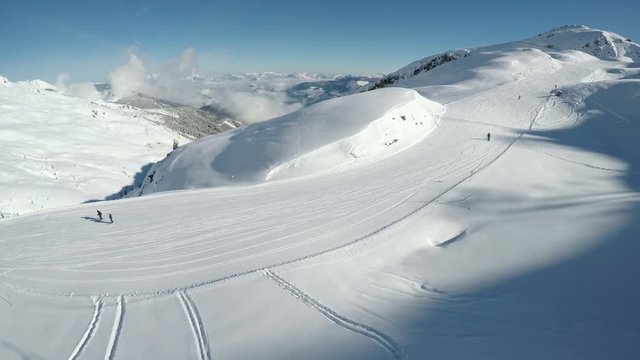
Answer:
[
  {"xmin": 67, "ymin": 82, "xmax": 104, "ymax": 101},
  {"xmin": 55, "ymin": 73, "xmax": 70, "ymax": 91},
  {"xmin": 177, "ymin": 47, "xmax": 196, "ymax": 75},
  {"xmin": 101, "ymin": 47, "xmax": 309, "ymax": 123},
  {"xmin": 215, "ymin": 90, "xmax": 303, "ymax": 124},
  {"xmin": 54, "ymin": 72, "xmax": 104, "ymax": 101},
  {"xmin": 107, "ymin": 48, "xmax": 148, "ymax": 99},
  {"xmin": 151, "ymin": 48, "xmax": 202, "ymax": 105}
]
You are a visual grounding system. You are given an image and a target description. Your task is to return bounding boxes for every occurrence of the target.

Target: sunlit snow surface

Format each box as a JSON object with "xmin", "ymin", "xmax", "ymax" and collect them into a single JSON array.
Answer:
[
  {"xmin": 1, "ymin": 26, "xmax": 640, "ymax": 359},
  {"xmin": 0, "ymin": 78, "xmax": 189, "ymax": 217}
]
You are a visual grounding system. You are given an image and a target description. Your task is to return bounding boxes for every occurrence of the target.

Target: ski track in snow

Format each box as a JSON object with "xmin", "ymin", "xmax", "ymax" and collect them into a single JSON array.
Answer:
[
  {"xmin": 263, "ymin": 269, "xmax": 405, "ymax": 360},
  {"xmin": 177, "ymin": 290, "xmax": 211, "ymax": 360},
  {"xmin": 0, "ymin": 292, "xmax": 11, "ymax": 306},
  {"xmin": 524, "ymin": 147, "xmax": 627, "ymax": 173},
  {"xmin": 68, "ymin": 297, "xmax": 103, "ymax": 360},
  {"xmin": 585, "ymin": 95, "xmax": 631, "ymax": 124},
  {"xmin": 0, "ymin": 94, "xmax": 548, "ymax": 302},
  {"xmin": 104, "ymin": 296, "xmax": 124, "ymax": 360},
  {"xmin": 2, "ymin": 28, "xmax": 639, "ymax": 360}
]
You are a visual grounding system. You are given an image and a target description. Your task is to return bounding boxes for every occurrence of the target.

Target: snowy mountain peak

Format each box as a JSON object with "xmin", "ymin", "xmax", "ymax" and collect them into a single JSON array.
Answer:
[
  {"xmin": 0, "ymin": 76, "xmax": 59, "ymax": 92},
  {"xmin": 547, "ymin": 24, "xmax": 590, "ymax": 32},
  {"xmin": 529, "ymin": 25, "xmax": 639, "ymax": 62},
  {"xmin": 16, "ymin": 79, "xmax": 57, "ymax": 92},
  {"xmin": 365, "ymin": 25, "xmax": 639, "ymax": 92}
]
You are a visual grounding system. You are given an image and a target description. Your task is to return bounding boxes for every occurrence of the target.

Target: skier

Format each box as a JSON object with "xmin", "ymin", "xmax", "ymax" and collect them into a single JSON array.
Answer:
[
  {"xmin": 518, "ymin": 95, "xmax": 521, "ymax": 100},
  {"xmin": 109, "ymin": 214, "xmax": 113, "ymax": 223},
  {"xmin": 487, "ymin": 132, "xmax": 491, "ymax": 141},
  {"xmin": 97, "ymin": 210, "xmax": 103, "ymax": 221}
]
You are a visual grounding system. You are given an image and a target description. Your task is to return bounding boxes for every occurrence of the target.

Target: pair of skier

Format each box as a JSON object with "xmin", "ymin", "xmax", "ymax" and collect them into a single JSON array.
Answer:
[{"xmin": 97, "ymin": 210, "xmax": 113, "ymax": 223}]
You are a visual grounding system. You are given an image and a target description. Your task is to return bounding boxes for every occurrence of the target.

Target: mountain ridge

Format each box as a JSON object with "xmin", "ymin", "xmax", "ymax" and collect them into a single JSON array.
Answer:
[{"xmin": 364, "ymin": 25, "xmax": 639, "ymax": 92}]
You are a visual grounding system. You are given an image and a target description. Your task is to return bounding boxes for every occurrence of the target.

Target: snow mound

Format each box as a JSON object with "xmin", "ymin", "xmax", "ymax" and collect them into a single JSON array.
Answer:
[
  {"xmin": 16, "ymin": 79, "xmax": 57, "ymax": 92},
  {"xmin": 133, "ymin": 88, "xmax": 443, "ymax": 195},
  {"xmin": 527, "ymin": 25, "xmax": 640, "ymax": 62}
]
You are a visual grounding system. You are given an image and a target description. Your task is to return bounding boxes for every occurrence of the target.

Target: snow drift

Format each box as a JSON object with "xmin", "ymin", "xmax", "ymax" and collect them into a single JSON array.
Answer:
[{"xmin": 133, "ymin": 87, "xmax": 443, "ymax": 195}]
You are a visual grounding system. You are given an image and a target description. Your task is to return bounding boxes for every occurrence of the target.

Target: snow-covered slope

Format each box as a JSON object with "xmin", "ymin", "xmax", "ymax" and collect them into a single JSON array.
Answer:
[
  {"xmin": 1, "ymin": 26, "xmax": 640, "ymax": 359},
  {"xmin": 132, "ymin": 87, "xmax": 443, "ymax": 195},
  {"xmin": 527, "ymin": 25, "xmax": 640, "ymax": 61},
  {"xmin": 365, "ymin": 25, "xmax": 640, "ymax": 99},
  {"xmin": 0, "ymin": 78, "xmax": 189, "ymax": 217},
  {"xmin": 115, "ymin": 94, "xmax": 240, "ymax": 139}
]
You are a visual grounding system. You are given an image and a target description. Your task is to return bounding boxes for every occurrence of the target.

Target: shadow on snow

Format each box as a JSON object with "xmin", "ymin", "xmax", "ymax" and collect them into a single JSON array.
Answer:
[
  {"xmin": 83, "ymin": 162, "xmax": 153, "ymax": 204},
  {"xmin": 392, "ymin": 78, "xmax": 640, "ymax": 358}
]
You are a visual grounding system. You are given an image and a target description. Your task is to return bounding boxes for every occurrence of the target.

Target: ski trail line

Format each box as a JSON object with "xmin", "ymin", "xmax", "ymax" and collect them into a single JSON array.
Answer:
[
  {"xmin": 585, "ymin": 96, "xmax": 631, "ymax": 123},
  {"xmin": 104, "ymin": 296, "xmax": 124, "ymax": 360},
  {"xmin": 0, "ymin": 269, "xmax": 14, "ymax": 276},
  {"xmin": 68, "ymin": 297, "xmax": 103, "ymax": 360},
  {"xmin": 0, "ymin": 293, "xmax": 11, "ymax": 306},
  {"xmin": 524, "ymin": 147, "xmax": 626, "ymax": 173},
  {"xmin": 263, "ymin": 269, "xmax": 405, "ymax": 360},
  {"xmin": 177, "ymin": 290, "xmax": 211, "ymax": 360},
  {"xmin": 2, "ymin": 96, "xmax": 547, "ymax": 301}
]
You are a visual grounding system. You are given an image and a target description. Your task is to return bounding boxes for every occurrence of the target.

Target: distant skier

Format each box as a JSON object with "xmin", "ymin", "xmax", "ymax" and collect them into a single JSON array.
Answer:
[
  {"xmin": 487, "ymin": 132, "xmax": 491, "ymax": 141},
  {"xmin": 109, "ymin": 214, "xmax": 113, "ymax": 223},
  {"xmin": 97, "ymin": 210, "xmax": 103, "ymax": 221},
  {"xmin": 518, "ymin": 95, "xmax": 521, "ymax": 100}
]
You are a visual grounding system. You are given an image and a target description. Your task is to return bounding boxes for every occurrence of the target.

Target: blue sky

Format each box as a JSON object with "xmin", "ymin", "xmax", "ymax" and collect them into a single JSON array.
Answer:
[{"xmin": 1, "ymin": 0, "xmax": 638, "ymax": 82}]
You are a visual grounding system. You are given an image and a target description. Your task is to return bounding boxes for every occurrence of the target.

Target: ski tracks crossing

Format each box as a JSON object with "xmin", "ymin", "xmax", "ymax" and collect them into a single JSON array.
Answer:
[
  {"xmin": 263, "ymin": 269, "xmax": 405, "ymax": 360},
  {"xmin": 67, "ymin": 292, "xmax": 212, "ymax": 360},
  {"xmin": 8, "ymin": 83, "xmax": 556, "ymax": 360}
]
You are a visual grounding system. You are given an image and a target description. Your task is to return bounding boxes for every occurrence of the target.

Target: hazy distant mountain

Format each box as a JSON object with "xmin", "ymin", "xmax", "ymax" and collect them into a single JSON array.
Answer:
[
  {"xmin": 286, "ymin": 75, "xmax": 379, "ymax": 105},
  {"xmin": 115, "ymin": 94, "xmax": 240, "ymax": 139}
]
